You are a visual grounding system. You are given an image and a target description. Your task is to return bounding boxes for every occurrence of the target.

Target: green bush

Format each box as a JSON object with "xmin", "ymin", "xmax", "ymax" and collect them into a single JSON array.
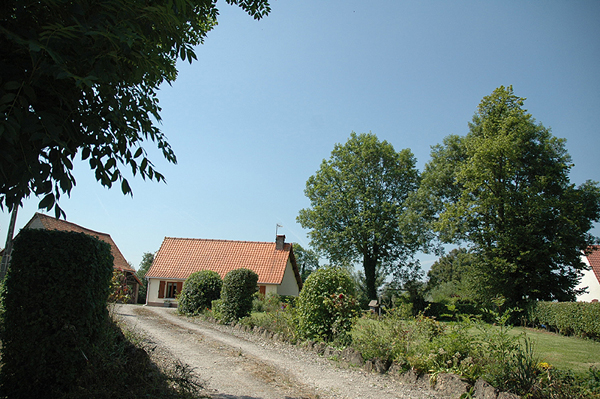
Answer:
[
  {"xmin": 252, "ymin": 292, "xmax": 294, "ymax": 313},
  {"xmin": 535, "ymin": 367, "xmax": 600, "ymax": 399},
  {"xmin": 178, "ymin": 270, "xmax": 222, "ymax": 315},
  {"xmin": 350, "ymin": 316, "xmax": 408, "ymax": 363},
  {"xmin": 528, "ymin": 301, "xmax": 600, "ymax": 339},
  {"xmin": 350, "ymin": 312, "xmax": 483, "ymax": 379},
  {"xmin": 210, "ymin": 299, "xmax": 224, "ymax": 320},
  {"xmin": 423, "ymin": 300, "xmax": 484, "ymax": 321},
  {"xmin": 296, "ymin": 266, "xmax": 359, "ymax": 343},
  {"xmin": 0, "ymin": 229, "xmax": 113, "ymax": 398},
  {"xmin": 220, "ymin": 268, "xmax": 258, "ymax": 323},
  {"xmin": 241, "ymin": 305, "xmax": 299, "ymax": 343}
]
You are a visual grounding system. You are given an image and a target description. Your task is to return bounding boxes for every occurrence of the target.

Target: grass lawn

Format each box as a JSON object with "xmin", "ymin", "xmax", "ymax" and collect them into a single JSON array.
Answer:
[{"xmin": 513, "ymin": 326, "xmax": 600, "ymax": 374}]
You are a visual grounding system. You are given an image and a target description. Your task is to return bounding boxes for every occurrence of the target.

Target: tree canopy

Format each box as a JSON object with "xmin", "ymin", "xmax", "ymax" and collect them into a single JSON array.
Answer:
[
  {"xmin": 297, "ymin": 132, "xmax": 423, "ymax": 301},
  {"xmin": 418, "ymin": 86, "xmax": 600, "ymax": 308},
  {"xmin": 0, "ymin": 0, "xmax": 270, "ymax": 217}
]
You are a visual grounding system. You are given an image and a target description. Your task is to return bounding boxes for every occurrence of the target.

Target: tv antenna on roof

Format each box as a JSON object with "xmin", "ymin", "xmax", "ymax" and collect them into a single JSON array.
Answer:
[{"xmin": 276, "ymin": 223, "xmax": 283, "ymax": 236}]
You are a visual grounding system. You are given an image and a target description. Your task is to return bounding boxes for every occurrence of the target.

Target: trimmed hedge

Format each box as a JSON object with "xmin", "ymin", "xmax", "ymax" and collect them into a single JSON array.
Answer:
[
  {"xmin": 0, "ymin": 229, "xmax": 114, "ymax": 398},
  {"xmin": 178, "ymin": 270, "xmax": 222, "ymax": 315},
  {"xmin": 528, "ymin": 301, "xmax": 600, "ymax": 339},
  {"xmin": 220, "ymin": 268, "xmax": 258, "ymax": 323}
]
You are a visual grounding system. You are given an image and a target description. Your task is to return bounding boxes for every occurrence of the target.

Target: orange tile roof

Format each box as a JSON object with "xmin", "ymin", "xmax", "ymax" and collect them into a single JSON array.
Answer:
[
  {"xmin": 147, "ymin": 237, "xmax": 300, "ymax": 286},
  {"xmin": 24, "ymin": 213, "xmax": 137, "ymax": 276},
  {"xmin": 585, "ymin": 245, "xmax": 600, "ymax": 284}
]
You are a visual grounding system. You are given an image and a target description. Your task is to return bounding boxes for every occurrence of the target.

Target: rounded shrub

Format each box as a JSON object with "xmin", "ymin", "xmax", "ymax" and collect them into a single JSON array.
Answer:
[
  {"xmin": 178, "ymin": 270, "xmax": 223, "ymax": 315},
  {"xmin": 221, "ymin": 268, "xmax": 259, "ymax": 323},
  {"xmin": 296, "ymin": 266, "xmax": 359, "ymax": 343}
]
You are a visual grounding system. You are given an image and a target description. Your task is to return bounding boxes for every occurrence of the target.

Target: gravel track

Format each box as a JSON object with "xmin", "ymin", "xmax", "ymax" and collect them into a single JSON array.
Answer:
[{"xmin": 115, "ymin": 304, "xmax": 444, "ymax": 399}]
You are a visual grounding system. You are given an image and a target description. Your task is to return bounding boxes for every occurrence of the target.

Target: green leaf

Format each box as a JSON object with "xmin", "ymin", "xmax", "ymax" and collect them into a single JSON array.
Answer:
[
  {"xmin": 298, "ymin": 132, "xmax": 421, "ymax": 300},
  {"xmin": 39, "ymin": 193, "xmax": 55, "ymax": 211},
  {"xmin": 105, "ymin": 158, "xmax": 116, "ymax": 170},
  {"xmin": 0, "ymin": 93, "xmax": 16, "ymax": 104},
  {"xmin": 28, "ymin": 42, "xmax": 41, "ymax": 52},
  {"xmin": 121, "ymin": 179, "xmax": 131, "ymax": 195},
  {"xmin": 3, "ymin": 81, "xmax": 21, "ymax": 91}
]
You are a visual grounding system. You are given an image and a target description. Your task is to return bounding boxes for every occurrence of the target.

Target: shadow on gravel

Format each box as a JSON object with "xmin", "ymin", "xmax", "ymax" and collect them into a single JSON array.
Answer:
[{"xmin": 212, "ymin": 395, "xmax": 308, "ymax": 399}]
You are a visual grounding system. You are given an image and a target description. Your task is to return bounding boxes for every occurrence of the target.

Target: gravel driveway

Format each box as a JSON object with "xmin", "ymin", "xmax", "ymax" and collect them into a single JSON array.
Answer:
[{"xmin": 115, "ymin": 304, "xmax": 444, "ymax": 399}]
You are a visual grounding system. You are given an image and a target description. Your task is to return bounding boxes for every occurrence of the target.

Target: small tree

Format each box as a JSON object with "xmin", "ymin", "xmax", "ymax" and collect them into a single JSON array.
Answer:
[
  {"xmin": 426, "ymin": 248, "xmax": 477, "ymax": 303},
  {"xmin": 293, "ymin": 242, "xmax": 320, "ymax": 281},
  {"xmin": 136, "ymin": 252, "xmax": 154, "ymax": 304},
  {"xmin": 221, "ymin": 268, "xmax": 258, "ymax": 323},
  {"xmin": 296, "ymin": 267, "xmax": 358, "ymax": 343},
  {"xmin": 178, "ymin": 270, "xmax": 222, "ymax": 315},
  {"xmin": 109, "ymin": 270, "xmax": 132, "ymax": 303}
]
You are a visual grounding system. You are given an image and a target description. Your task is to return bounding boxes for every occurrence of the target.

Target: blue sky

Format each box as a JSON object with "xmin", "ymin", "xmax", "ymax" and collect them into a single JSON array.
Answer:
[{"xmin": 2, "ymin": 1, "xmax": 600, "ymax": 273}]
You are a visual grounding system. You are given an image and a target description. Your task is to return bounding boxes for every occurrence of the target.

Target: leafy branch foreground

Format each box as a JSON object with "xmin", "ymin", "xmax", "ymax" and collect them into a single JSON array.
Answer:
[{"xmin": 204, "ymin": 294, "xmax": 600, "ymax": 399}]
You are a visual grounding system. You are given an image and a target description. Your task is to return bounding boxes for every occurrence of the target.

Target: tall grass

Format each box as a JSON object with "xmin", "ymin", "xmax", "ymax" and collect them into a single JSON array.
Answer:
[
  {"xmin": 79, "ymin": 308, "xmax": 204, "ymax": 399},
  {"xmin": 0, "ymin": 305, "xmax": 203, "ymax": 399}
]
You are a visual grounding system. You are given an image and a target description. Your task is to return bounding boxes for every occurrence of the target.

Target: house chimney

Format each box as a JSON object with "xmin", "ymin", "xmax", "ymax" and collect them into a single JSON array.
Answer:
[{"xmin": 276, "ymin": 235, "xmax": 285, "ymax": 250}]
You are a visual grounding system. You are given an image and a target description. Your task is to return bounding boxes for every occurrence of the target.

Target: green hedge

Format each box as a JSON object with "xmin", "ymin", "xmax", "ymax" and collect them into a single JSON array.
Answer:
[
  {"xmin": 0, "ymin": 229, "xmax": 114, "ymax": 398},
  {"xmin": 178, "ymin": 270, "xmax": 222, "ymax": 315},
  {"xmin": 220, "ymin": 268, "xmax": 258, "ymax": 323},
  {"xmin": 528, "ymin": 301, "xmax": 600, "ymax": 339}
]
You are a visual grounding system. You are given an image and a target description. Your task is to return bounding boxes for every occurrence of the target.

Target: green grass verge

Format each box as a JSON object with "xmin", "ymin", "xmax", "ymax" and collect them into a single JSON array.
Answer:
[{"xmin": 513, "ymin": 327, "xmax": 600, "ymax": 374}]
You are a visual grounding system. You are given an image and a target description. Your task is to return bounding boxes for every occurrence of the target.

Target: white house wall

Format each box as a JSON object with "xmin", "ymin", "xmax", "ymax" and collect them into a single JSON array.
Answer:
[
  {"xmin": 26, "ymin": 216, "xmax": 44, "ymax": 229},
  {"xmin": 263, "ymin": 284, "xmax": 278, "ymax": 296},
  {"xmin": 277, "ymin": 259, "xmax": 300, "ymax": 296},
  {"xmin": 576, "ymin": 256, "xmax": 600, "ymax": 302},
  {"xmin": 146, "ymin": 277, "xmax": 181, "ymax": 307}
]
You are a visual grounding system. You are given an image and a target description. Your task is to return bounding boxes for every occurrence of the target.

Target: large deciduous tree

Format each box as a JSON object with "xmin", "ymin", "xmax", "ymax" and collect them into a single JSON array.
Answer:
[
  {"xmin": 297, "ymin": 132, "xmax": 422, "ymax": 301},
  {"xmin": 0, "ymin": 0, "xmax": 270, "ymax": 217},
  {"xmin": 419, "ymin": 86, "xmax": 600, "ymax": 308}
]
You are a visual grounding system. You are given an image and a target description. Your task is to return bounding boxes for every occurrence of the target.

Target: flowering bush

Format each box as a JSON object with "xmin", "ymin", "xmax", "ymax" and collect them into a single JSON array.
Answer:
[
  {"xmin": 296, "ymin": 267, "xmax": 358, "ymax": 343},
  {"xmin": 109, "ymin": 270, "xmax": 131, "ymax": 303},
  {"xmin": 323, "ymin": 292, "xmax": 359, "ymax": 342}
]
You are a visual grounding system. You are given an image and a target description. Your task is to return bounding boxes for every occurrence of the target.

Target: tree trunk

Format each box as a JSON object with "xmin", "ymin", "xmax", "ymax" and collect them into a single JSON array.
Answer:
[
  {"xmin": 363, "ymin": 250, "xmax": 378, "ymax": 301},
  {"xmin": 0, "ymin": 207, "xmax": 18, "ymax": 281}
]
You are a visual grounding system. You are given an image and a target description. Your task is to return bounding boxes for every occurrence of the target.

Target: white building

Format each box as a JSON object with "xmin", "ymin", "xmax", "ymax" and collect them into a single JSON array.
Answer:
[
  {"xmin": 576, "ymin": 245, "xmax": 600, "ymax": 302},
  {"xmin": 145, "ymin": 235, "xmax": 302, "ymax": 307}
]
